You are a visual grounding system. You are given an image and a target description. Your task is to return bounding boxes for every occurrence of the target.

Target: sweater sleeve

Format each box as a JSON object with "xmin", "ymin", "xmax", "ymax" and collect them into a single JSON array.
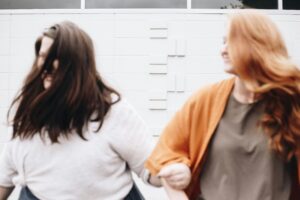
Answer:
[
  {"xmin": 0, "ymin": 143, "xmax": 16, "ymax": 187},
  {"xmin": 108, "ymin": 100, "xmax": 155, "ymax": 182}
]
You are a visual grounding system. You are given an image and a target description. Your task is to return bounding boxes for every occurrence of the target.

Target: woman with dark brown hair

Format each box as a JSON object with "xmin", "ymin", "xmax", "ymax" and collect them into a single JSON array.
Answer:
[
  {"xmin": 0, "ymin": 21, "xmax": 155, "ymax": 200},
  {"xmin": 146, "ymin": 10, "xmax": 300, "ymax": 200}
]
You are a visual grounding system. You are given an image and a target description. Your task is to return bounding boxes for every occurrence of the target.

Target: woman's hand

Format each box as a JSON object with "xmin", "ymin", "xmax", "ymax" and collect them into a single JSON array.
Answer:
[
  {"xmin": 161, "ymin": 178, "xmax": 189, "ymax": 200},
  {"xmin": 158, "ymin": 163, "xmax": 191, "ymax": 190}
]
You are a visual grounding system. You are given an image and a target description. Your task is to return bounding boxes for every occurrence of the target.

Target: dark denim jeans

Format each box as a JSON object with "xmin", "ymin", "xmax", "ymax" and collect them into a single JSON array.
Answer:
[
  {"xmin": 124, "ymin": 182, "xmax": 145, "ymax": 200},
  {"xmin": 19, "ymin": 187, "xmax": 39, "ymax": 200},
  {"xmin": 19, "ymin": 182, "xmax": 145, "ymax": 200}
]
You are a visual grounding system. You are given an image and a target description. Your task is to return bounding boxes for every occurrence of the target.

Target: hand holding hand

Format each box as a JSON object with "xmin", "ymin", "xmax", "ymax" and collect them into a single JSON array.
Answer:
[{"xmin": 158, "ymin": 163, "xmax": 191, "ymax": 190}]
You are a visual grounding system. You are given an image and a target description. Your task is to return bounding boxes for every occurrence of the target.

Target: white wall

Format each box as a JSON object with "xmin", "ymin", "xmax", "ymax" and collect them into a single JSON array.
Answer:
[{"xmin": 0, "ymin": 10, "xmax": 300, "ymax": 199}]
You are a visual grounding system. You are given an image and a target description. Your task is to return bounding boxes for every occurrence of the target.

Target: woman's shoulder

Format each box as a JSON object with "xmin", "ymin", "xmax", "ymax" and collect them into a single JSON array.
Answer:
[
  {"xmin": 100, "ymin": 96, "xmax": 150, "ymax": 143},
  {"xmin": 185, "ymin": 77, "xmax": 234, "ymax": 106},
  {"xmin": 103, "ymin": 96, "xmax": 145, "ymax": 130},
  {"xmin": 110, "ymin": 96, "xmax": 136, "ymax": 117}
]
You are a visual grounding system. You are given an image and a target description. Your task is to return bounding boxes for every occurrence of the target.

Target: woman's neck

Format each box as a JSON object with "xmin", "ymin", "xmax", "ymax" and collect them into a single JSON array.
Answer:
[{"xmin": 233, "ymin": 77, "xmax": 256, "ymax": 104}]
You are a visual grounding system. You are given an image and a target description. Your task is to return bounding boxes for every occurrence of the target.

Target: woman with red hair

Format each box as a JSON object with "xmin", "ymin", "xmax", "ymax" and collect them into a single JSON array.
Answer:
[{"xmin": 146, "ymin": 10, "xmax": 300, "ymax": 200}]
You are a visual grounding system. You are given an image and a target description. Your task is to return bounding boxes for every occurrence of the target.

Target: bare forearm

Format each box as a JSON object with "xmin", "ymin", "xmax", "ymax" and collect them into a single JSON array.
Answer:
[
  {"xmin": 161, "ymin": 178, "xmax": 189, "ymax": 200},
  {"xmin": 0, "ymin": 186, "xmax": 14, "ymax": 200}
]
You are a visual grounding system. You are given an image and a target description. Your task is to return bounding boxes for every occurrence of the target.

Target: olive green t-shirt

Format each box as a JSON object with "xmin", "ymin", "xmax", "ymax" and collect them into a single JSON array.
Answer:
[{"xmin": 199, "ymin": 92, "xmax": 291, "ymax": 200}]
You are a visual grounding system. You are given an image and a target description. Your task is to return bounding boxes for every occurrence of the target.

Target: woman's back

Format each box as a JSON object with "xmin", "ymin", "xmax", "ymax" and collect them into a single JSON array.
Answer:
[{"xmin": 0, "ymin": 99, "xmax": 154, "ymax": 200}]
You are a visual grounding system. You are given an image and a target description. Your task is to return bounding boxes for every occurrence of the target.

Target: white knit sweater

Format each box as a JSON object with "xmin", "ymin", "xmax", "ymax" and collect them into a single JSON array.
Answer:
[{"xmin": 0, "ymin": 99, "xmax": 155, "ymax": 200}]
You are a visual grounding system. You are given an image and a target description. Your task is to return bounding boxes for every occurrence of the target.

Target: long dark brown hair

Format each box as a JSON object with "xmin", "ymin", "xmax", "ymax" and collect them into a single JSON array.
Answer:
[
  {"xmin": 227, "ymin": 10, "xmax": 300, "ymax": 161},
  {"xmin": 8, "ymin": 21, "xmax": 120, "ymax": 143}
]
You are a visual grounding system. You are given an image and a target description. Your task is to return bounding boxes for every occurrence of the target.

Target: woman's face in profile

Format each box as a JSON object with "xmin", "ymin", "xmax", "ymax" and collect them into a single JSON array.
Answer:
[
  {"xmin": 37, "ymin": 36, "xmax": 58, "ymax": 89},
  {"xmin": 221, "ymin": 23, "xmax": 236, "ymax": 75}
]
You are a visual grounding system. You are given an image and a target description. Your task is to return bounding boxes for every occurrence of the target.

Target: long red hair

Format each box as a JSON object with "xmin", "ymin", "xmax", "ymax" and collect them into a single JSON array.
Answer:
[{"xmin": 228, "ymin": 10, "xmax": 300, "ymax": 161}]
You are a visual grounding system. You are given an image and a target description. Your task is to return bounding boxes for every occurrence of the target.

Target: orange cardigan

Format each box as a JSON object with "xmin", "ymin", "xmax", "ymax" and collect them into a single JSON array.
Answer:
[{"xmin": 145, "ymin": 78, "xmax": 300, "ymax": 199}]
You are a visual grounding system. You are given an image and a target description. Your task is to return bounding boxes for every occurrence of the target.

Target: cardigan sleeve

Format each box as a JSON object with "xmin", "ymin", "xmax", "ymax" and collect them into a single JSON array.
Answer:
[
  {"xmin": 145, "ymin": 94, "xmax": 197, "ymax": 175},
  {"xmin": 145, "ymin": 78, "xmax": 235, "ymax": 176}
]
